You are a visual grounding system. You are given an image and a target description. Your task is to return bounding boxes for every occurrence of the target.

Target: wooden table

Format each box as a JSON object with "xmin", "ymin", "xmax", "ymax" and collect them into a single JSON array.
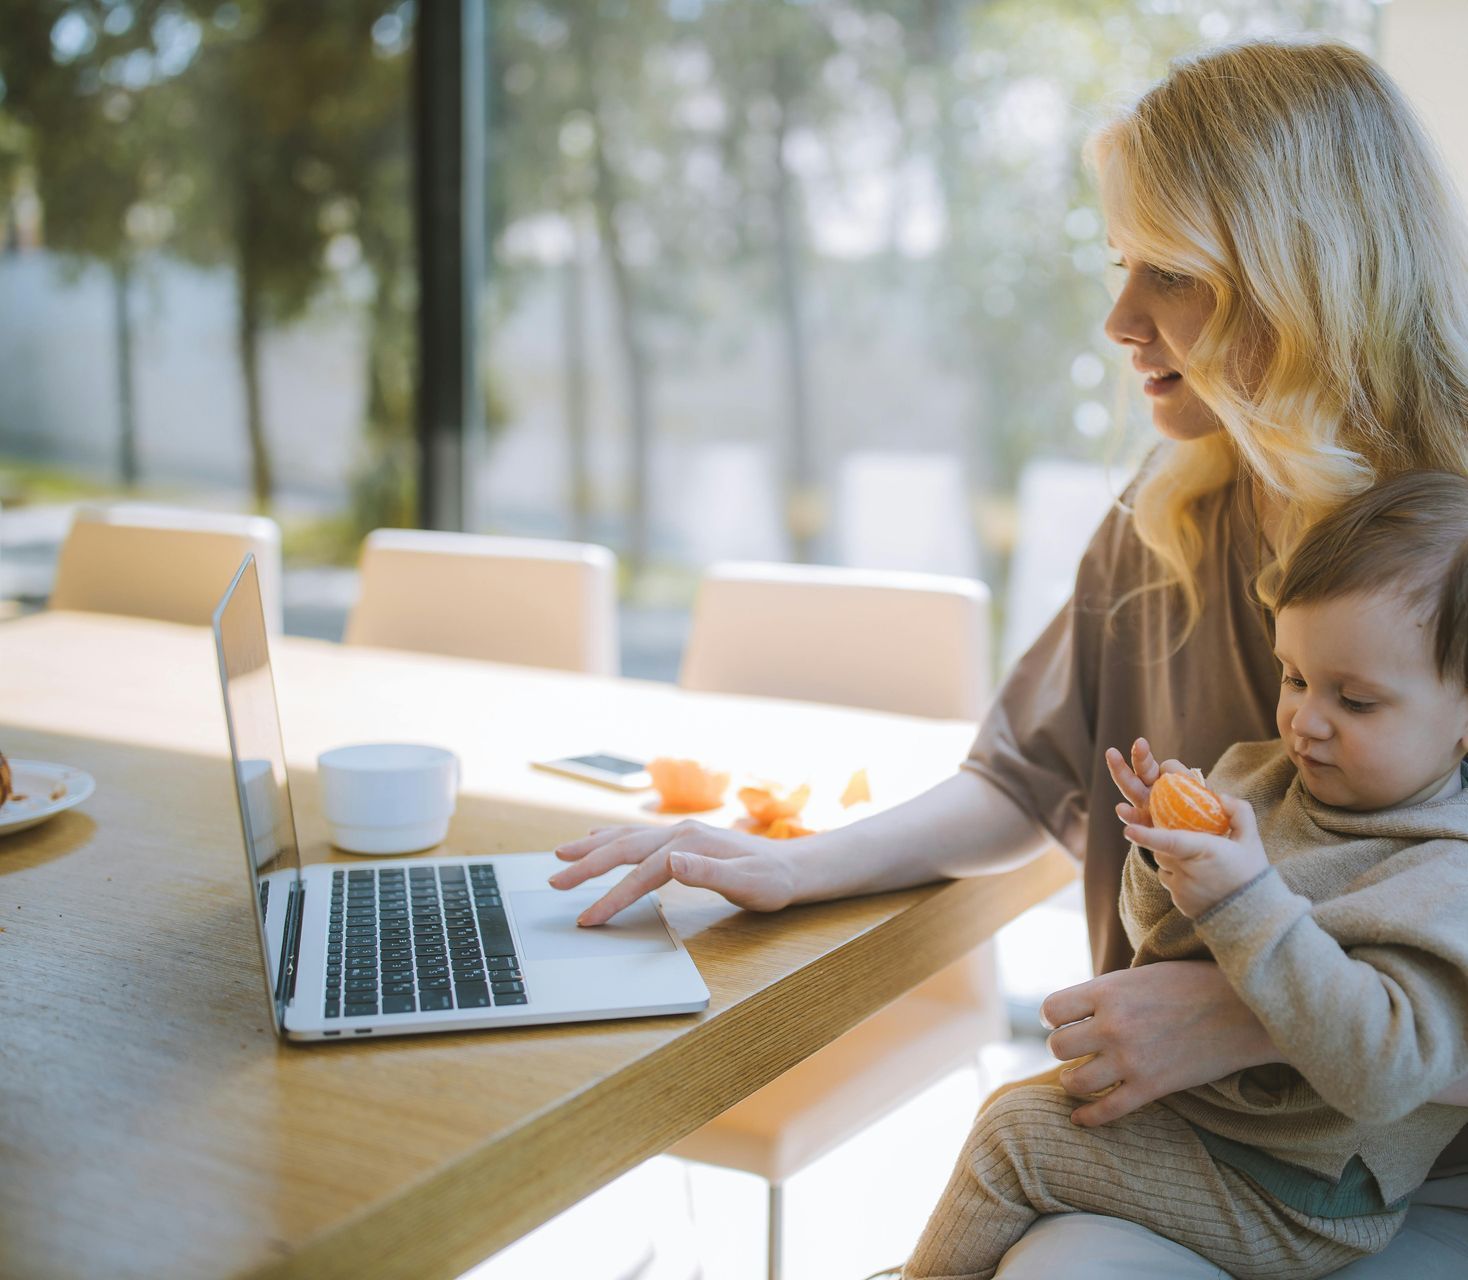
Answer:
[{"xmin": 0, "ymin": 611, "xmax": 1074, "ymax": 1280}]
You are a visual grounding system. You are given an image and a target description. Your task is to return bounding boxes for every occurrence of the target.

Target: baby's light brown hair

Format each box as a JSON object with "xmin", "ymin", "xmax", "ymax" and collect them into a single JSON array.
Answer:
[{"xmin": 1276, "ymin": 470, "xmax": 1468, "ymax": 689}]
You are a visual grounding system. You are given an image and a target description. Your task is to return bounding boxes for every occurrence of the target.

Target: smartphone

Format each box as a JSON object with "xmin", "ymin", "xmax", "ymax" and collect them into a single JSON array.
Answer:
[{"xmin": 532, "ymin": 752, "xmax": 653, "ymax": 791}]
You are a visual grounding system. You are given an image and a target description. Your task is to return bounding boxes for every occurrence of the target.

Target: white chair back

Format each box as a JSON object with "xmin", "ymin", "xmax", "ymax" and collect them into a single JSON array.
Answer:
[
  {"xmin": 345, "ymin": 529, "xmax": 619, "ymax": 675},
  {"xmin": 50, "ymin": 503, "xmax": 283, "ymax": 632},
  {"xmin": 679, "ymin": 560, "xmax": 989, "ymax": 722}
]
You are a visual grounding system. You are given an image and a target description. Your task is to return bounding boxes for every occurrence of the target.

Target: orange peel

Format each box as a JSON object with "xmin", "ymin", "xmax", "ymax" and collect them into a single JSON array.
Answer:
[
  {"xmin": 738, "ymin": 782, "xmax": 811, "ymax": 826},
  {"xmin": 839, "ymin": 768, "xmax": 871, "ymax": 809},
  {"xmin": 647, "ymin": 757, "xmax": 730, "ymax": 813},
  {"xmin": 1150, "ymin": 772, "xmax": 1229, "ymax": 835},
  {"xmin": 764, "ymin": 816, "xmax": 817, "ymax": 840}
]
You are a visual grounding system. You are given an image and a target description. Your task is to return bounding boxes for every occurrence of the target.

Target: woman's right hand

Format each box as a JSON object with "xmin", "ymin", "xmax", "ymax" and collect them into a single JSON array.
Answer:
[{"xmin": 549, "ymin": 820, "xmax": 801, "ymax": 926}]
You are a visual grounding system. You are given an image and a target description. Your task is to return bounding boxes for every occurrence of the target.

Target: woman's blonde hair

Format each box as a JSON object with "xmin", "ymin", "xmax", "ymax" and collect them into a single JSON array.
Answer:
[{"xmin": 1089, "ymin": 38, "xmax": 1468, "ymax": 633}]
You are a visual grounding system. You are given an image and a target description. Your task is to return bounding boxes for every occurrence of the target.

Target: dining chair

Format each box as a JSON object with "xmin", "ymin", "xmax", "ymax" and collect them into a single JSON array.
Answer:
[
  {"xmin": 49, "ymin": 502, "xmax": 284, "ymax": 632},
  {"xmin": 344, "ymin": 529, "xmax": 619, "ymax": 675},
  {"xmin": 672, "ymin": 560, "xmax": 1008, "ymax": 1280}
]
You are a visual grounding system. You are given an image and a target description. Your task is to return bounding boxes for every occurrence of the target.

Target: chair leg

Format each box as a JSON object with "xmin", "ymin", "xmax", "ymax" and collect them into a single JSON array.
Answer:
[{"xmin": 767, "ymin": 1180, "xmax": 784, "ymax": 1280}]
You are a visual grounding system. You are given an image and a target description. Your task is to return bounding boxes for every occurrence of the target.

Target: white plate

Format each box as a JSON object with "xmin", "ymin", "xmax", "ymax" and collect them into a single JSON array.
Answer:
[{"xmin": 0, "ymin": 761, "xmax": 96, "ymax": 837}]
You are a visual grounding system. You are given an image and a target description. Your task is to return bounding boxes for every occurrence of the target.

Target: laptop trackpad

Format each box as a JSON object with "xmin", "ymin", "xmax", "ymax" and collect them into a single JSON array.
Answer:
[{"xmin": 510, "ymin": 889, "xmax": 677, "ymax": 961}]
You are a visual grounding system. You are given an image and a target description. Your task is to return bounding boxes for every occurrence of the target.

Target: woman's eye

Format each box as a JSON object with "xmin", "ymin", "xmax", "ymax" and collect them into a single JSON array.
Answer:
[{"xmin": 1150, "ymin": 266, "xmax": 1190, "ymax": 289}]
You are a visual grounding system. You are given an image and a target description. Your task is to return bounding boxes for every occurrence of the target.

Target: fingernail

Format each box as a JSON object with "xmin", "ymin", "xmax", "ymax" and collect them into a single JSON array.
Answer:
[
  {"xmin": 1038, "ymin": 1009, "xmax": 1054, "ymax": 1030},
  {"xmin": 669, "ymin": 851, "xmax": 688, "ymax": 876}
]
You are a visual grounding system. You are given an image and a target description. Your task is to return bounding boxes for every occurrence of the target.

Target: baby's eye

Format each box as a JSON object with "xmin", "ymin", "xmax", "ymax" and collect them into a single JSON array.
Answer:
[
  {"xmin": 1281, "ymin": 674, "xmax": 1306, "ymax": 690},
  {"xmin": 1340, "ymin": 695, "xmax": 1375, "ymax": 713}
]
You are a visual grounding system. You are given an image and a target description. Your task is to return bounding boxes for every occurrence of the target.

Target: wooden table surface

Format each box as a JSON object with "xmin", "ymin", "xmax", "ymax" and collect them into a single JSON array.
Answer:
[{"xmin": 0, "ymin": 611, "xmax": 1074, "ymax": 1280}]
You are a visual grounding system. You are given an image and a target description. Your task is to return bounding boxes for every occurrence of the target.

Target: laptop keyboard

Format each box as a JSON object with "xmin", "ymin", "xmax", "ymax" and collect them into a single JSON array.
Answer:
[{"xmin": 323, "ymin": 864, "xmax": 528, "ymax": 1020}]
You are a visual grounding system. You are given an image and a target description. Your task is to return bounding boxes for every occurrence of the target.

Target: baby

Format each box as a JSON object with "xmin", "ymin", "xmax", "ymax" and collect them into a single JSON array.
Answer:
[{"xmin": 902, "ymin": 470, "xmax": 1468, "ymax": 1280}]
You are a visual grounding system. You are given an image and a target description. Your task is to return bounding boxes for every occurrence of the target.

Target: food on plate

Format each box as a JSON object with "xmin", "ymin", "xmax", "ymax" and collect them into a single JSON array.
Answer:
[
  {"xmin": 1150, "ymin": 771, "xmax": 1230, "ymax": 835},
  {"xmin": 647, "ymin": 757, "xmax": 730, "ymax": 813},
  {"xmin": 0, "ymin": 749, "xmax": 10, "ymax": 808},
  {"xmin": 839, "ymin": 768, "xmax": 871, "ymax": 809}
]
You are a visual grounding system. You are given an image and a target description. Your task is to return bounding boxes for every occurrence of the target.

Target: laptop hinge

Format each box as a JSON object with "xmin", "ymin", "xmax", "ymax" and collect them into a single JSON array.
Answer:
[{"xmin": 276, "ymin": 879, "xmax": 306, "ymax": 1004}]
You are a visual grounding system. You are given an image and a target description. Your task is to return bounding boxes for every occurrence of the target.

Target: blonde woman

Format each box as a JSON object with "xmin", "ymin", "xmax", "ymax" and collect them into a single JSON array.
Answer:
[{"xmin": 553, "ymin": 39, "xmax": 1468, "ymax": 1276}]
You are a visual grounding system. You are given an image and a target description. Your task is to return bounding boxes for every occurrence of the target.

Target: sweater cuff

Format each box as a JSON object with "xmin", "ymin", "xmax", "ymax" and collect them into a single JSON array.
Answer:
[{"xmin": 1194, "ymin": 866, "xmax": 1311, "ymax": 964}]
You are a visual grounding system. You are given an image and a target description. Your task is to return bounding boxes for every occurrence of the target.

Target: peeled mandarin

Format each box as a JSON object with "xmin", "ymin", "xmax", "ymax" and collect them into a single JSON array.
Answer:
[
  {"xmin": 648, "ymin": 757, "xmax": 730, "ymax": 813},
  {"xmin": 1150, "ymin": 772, "xmax": 1230, "ymax": 835},
  {"xmin": 738, "ymin": 783, "xmax": 811, "ymax": 826}
]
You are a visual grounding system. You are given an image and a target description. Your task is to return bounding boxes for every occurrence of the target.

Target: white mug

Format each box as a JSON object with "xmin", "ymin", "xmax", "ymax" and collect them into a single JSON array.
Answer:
[{"xmin": 317, "ymin": 743, "xmax": 460, "ymax": 856}]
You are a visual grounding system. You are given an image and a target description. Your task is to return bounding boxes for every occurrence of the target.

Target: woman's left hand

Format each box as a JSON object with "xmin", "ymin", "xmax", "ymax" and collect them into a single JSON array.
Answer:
[{"xmin": 1040, "ymin": 959, "xmax": 1276, "ymax": 1126}]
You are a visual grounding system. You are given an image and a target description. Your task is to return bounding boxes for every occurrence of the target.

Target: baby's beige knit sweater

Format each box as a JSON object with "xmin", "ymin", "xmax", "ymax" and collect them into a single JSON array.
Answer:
[{"xmin": 1122, "ymin": 740, "xmax": 1468, "ymax": 1205}]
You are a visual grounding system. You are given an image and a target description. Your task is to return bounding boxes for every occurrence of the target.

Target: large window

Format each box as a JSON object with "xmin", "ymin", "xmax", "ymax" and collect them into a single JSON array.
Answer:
[{"xmin": 1, "ymin": 1, "xmax": 1380, "ymax": 661}]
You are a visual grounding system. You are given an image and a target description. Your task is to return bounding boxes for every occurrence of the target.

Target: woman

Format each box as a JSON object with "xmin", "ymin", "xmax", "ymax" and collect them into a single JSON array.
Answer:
[{"xmin": 552, "ymin": 39, "xmax": 1468, "ymax": 1275}]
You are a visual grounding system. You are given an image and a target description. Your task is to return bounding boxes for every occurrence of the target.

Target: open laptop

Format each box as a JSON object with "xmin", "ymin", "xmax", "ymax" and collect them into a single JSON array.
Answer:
[{"xmin": 212, "ymin": 554, "xmax": 709, "ymax": 1042}]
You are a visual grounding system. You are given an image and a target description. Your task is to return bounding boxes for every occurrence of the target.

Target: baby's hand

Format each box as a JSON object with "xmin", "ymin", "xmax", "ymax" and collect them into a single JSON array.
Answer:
[
  {"xmin": 1123, "ymin": 793, "xmax": 1269, "ymax": 919},
  {"xmin": 1105, "ymin": 739, "xmax": 1192, "ymax": 830}
]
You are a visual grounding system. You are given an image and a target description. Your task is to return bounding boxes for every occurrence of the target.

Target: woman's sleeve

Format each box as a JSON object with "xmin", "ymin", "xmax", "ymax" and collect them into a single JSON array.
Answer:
[{"xmin": 961, "ymin": 497, "xmax": 1133, "ymax": 863}]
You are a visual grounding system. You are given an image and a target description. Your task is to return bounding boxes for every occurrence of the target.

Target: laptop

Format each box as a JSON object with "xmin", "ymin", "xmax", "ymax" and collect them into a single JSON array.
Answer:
[{"xmin": 212, "ymin": 554, "xmax": 709, "ymax": 1042}]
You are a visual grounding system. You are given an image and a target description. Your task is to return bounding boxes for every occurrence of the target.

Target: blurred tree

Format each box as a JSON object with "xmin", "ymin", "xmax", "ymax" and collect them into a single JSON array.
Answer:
[{"xmin": 0, "ymin": 0, "xmax": 190, "ymax": 487}]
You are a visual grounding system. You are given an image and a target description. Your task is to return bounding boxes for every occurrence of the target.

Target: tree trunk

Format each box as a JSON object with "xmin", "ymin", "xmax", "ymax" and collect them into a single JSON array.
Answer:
[
  {"xmin": 235, "ymin": 220, "xmax": 274, "ymax": 511},
  {"xmin": 928, "ymin": 0, "xmax": 990, "ymax": 585},
  {"xmin": 575, "ymin": 15, "xmax": 653, "ymax": 576},
  {"xmin": 771, "ymin": 51, "xmax": 819, "ymax": 563},
  {"xmin": 110, "ymin": 258, "xmax": 139, "ymax": 488},
  {"xmin": 561, "ymin": 211, "xmax": 593, "ymax": 542}
]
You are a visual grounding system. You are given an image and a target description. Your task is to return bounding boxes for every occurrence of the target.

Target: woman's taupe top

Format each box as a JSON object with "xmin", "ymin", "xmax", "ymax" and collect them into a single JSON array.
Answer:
[{"xmin": 964, "ymin": 470, "xmax": 1280, "ymax": 977}]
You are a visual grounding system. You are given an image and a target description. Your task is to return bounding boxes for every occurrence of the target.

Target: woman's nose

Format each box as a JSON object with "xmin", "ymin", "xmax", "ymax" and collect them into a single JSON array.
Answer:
[{"xmin": 1103, "ymin": 282, "xmax": 1155, "ymax": 348}]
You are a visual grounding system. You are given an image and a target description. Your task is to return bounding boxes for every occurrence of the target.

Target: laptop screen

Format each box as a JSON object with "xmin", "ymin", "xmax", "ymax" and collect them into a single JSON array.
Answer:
[{"xmin": 212, "ymin": 555, "xmax": 304, "ymax": 1035}]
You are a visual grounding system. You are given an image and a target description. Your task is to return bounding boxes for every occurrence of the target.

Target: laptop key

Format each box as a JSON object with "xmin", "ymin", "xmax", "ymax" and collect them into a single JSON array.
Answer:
[
  {"xmin": 494, "ymin": 992, "xmax": 528, "ymax": 1006},
  {"xmin": 491, "ymin": 980, "xmax": 525, "ymax": 995},
  {"xmin": 343, "ymin": 1003, "xmax": 376, "ymax": 1018},
  {"xmin": 455, "ymin": 982, "xmax": 490, "ymax": 1008},
  {"xmin": 325, "ymin": 1002, "xmax": 340, "ymax": 1018},
  {"xmin": 383, "ymin": 981, "xmax": 415, "ymax": 996},
  {"xmin": 485, "ymin": 955, "xmax": 517, "ymax": 970},
  {"xmin": 419, "ymin": 990, "xmax": 452, "ymax": 1011}
]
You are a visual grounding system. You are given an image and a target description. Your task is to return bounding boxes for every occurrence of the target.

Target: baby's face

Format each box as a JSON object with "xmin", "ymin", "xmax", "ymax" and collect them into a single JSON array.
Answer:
[{"xmin": 1274, "ymin": 592, "xmax": 1468, "ymax": 811}]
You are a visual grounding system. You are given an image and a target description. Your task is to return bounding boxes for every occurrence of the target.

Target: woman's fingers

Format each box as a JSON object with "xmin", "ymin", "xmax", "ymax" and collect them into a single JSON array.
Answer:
[
  {"xmin": 575, "ymin": 847, "xmax": 676, "ymax": 926},
  {"xmin": 1045, "ymin": 1017, "xmax": 1100, "ymax": 1062},
  {"xmin": 1069, "ymin": 1081, "xmax": 1149, "ymax": 1128},
  {"xmin": 1058, "ymin": 1053, "xmax": 1120, "ymax": 1098},
  {"xmin": 549, "ymin": 825, "xmax": 682, "ymax": 888},
  {"xmin": 1038, "ymin": 975, "xmax": 1101, "ymax": 1032}
]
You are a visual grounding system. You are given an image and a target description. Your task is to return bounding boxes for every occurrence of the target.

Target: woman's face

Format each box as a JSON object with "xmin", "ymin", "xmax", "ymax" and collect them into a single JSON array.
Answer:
[{"xmin": 1104, "ymin": 250, "xmax": 1221, "ymax": 442}]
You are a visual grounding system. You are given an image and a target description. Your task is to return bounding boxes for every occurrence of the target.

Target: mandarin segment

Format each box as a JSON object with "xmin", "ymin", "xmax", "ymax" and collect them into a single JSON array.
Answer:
[
  {"xmin": 1150, "ymin": 772, "xmax": 1230, "ymax": 835},
  {"xmin": 0, "ymin": 749, "xmax": 10, "ymax": 807},
  {"xmin": 647, "ymin": 757, "xmax": 730, "ymax": 813}
]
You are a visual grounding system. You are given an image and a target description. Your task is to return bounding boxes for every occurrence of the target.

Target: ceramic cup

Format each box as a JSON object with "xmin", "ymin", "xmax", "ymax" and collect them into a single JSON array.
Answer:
[{"xmin": 317, "ymin": 743, "xmax": 459, "ymax": 855}]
